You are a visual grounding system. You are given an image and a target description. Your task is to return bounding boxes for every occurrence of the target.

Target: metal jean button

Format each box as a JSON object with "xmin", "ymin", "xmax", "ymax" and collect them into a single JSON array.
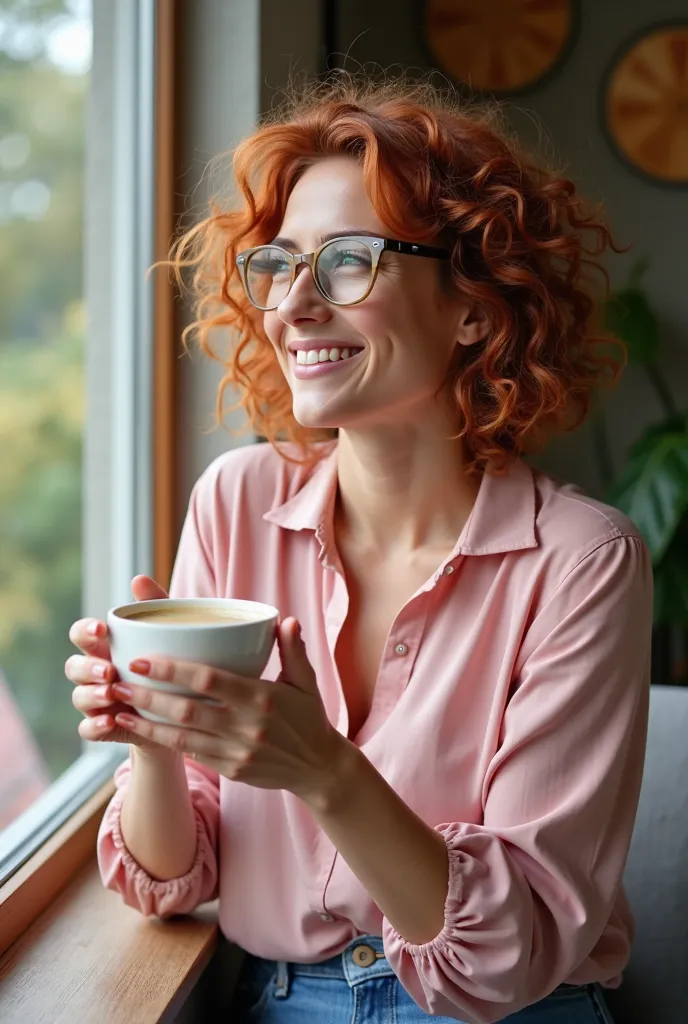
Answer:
[{"xmin": 352, "ymin": 943, "xmax": 378, "ymax": 967}]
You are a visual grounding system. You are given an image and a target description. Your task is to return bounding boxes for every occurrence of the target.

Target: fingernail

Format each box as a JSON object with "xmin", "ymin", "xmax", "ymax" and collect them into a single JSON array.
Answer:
[
  {"xmin": 112, "ymin": 683, "xmax": 133, "ymax": 700},
  {"xmin": 92, "ymin": 663, "xmax": 108, "ymax": 680},
  {"xmin": 116, "ymin": 713, "xmax": 138, "ymax": 728},
  {"xmin": 87, "ymin": 621, "xmax": 103, "ymax": 637},
  {"xmin": 94, "ymin": 686, "xmax": 111, "ymax": 702},
  {"xmin": 129, "ymin": 659, "xmax": 151, "ymax": 675},
  {"xmin": 95, "ymin": 715, "xmax": 111, "ymax": 729}
]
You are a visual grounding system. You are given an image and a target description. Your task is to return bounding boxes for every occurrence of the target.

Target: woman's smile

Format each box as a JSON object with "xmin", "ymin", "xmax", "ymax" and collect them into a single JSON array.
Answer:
[{"xmin": 288, "ymin": 341, "xmax": 366, "ymax": 379}]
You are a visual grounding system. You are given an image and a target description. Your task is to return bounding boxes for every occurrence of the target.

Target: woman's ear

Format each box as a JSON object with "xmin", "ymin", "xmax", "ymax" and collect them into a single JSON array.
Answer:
[{"xmin": 455, "ymin": 303, "xmax": 489, "ymax": 348}]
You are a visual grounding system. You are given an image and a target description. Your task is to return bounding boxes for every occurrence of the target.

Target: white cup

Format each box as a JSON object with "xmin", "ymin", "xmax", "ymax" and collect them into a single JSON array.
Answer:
[{"xmin": 106, "ymin": 597, "xmax": 279, "ymax": 724}]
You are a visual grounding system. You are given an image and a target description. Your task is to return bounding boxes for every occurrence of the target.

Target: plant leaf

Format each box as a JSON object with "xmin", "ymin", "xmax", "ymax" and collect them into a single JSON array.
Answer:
[
  {"xmin": 653, "ymin": 519, "xmax": 688, "ymax": 626},
  {"xmin": 601, "ymin": 287, "xmax": 659, "ymax": 366},
  {"xmin": 606, "ymin": 417, "xmax": 688, "ymax": 563}
]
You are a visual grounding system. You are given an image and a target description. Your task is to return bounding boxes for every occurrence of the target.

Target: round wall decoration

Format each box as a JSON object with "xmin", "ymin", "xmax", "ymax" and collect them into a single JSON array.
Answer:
[
  {"xmin": 604, "ymin": 22, "xmax": 688, "ymax": 186},
  {"xmin": 424, "ymin": 0, "xmax": 574, "ymax": 96}
]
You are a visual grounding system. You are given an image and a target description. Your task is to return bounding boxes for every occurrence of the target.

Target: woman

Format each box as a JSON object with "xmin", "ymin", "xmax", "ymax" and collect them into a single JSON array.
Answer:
[{"xmin": 65, "ymin": 77, "xmax": 652, "ymax": 1023}]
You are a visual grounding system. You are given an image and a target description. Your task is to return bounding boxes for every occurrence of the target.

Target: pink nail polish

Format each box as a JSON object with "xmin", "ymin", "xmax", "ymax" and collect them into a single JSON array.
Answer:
[{"xmin": 116, "ymin": 713, "xmax": 137, "ymax": 728}]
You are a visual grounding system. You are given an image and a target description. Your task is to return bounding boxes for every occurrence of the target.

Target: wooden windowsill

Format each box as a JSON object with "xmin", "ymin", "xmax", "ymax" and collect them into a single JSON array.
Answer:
[{"xmin": 0, "ymin": 859, "xmax": 219, "ymax": 1023}]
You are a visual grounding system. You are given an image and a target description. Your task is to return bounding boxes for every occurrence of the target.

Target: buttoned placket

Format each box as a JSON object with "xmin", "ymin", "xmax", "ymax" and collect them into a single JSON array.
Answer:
[
  {"xmin": 313, "ymin": 521, "xmax": 350, "ymax": 925},
  {"xmin": 312, "ymin": 521, "xmax": 463, "ymax": 920}
]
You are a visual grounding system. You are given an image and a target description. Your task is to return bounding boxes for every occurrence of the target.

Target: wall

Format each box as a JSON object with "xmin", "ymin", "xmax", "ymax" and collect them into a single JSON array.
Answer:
[
  {"xmin": 175, "ymin": 0, "xmax": 322, "ymax": 525},
  {"xmin": 333, "ymin": 0, "xmax": 688, "ymax": 496}
]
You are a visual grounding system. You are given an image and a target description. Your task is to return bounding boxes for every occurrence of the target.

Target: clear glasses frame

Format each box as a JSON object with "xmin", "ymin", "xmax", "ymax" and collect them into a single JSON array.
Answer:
[{"xmin": 235, "ymin": 235, "xmax": 451, "ymax": 310}]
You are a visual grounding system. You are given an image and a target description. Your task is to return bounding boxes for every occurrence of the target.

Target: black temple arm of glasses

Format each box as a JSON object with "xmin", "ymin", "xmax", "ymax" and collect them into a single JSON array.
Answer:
[{"xmin": 385, "ymin": 238, "xmax": 451, "ymax": 260}]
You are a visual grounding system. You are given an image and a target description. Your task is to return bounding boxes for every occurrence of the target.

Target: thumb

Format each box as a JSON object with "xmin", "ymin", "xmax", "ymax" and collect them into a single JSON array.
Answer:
[
  {"xmin": 277, "ymin": 618, "xmax": 318, "ymax": 694},
  {"xmin": 131, "ymin": 574, "xmax": 169, "ymax": 602}
]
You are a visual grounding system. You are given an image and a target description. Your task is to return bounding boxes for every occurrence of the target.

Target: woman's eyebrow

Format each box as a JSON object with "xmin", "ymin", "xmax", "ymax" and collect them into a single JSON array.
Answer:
[{"xmin": 269, "ymin": 229, "xmax": 382, "ymax": 250}]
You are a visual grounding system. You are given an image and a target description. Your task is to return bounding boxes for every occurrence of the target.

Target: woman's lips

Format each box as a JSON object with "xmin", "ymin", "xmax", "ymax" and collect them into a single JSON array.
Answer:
[{"xmin": 290, "ymin": 348, "xmax": 366, "ymax": 380}]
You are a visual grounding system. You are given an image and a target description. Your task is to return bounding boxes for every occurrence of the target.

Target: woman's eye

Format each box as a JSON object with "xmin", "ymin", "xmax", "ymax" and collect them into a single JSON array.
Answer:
[
  {"xmin": 331, "ymin": 250, "xmax": 370, "ymax": 269},
  {"xmin": 253, "ymin": 256, "xmax": 290, "ymax": 275}
]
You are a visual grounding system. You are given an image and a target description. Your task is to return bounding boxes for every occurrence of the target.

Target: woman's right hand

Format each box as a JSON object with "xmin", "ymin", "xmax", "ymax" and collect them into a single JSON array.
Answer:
[{"xmin": 66, "ymin": 574, "xmax": 169, "ymax": 748}]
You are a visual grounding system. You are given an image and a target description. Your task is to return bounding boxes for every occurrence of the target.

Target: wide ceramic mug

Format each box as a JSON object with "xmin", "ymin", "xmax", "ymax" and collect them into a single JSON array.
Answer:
[{"xmin": 106, "ymin": 597, "xmax": 279, "ymax": 724}]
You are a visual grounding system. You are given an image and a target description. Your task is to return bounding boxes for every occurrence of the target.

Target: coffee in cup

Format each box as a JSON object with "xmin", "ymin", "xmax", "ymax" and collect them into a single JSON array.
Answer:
[
  {"xmin": 106, "ymin": 598, "xmax": 279, "ymax": 725},
  {"xmin": 121, "ymin": 605, "xmax": 261, "ymax": 626}
]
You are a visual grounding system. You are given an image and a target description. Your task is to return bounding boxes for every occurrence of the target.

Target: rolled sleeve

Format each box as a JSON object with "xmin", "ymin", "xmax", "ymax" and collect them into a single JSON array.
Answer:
[
  {"xmin": 97, "ymin": 757, "xmax": 221, "ymax": 918},
  {"xmin": 383, "ymin": 534, "xmax": 652, "ymax": 1024}
]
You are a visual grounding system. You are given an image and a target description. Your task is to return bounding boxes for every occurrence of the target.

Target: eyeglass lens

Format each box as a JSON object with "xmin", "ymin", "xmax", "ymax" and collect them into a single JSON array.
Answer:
[{"xmin": 245, "ymin": 238, "xmax": 374, "ymax": 308}]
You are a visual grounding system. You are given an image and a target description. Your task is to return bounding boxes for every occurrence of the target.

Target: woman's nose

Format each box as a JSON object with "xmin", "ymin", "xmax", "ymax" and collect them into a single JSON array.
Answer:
[{"xmin": 277, "ymin": 263, "xmax": 331, "ymax": 324}]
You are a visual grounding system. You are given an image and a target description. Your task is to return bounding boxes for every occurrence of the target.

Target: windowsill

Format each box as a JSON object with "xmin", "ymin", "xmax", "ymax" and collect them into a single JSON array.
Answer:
[{"xmin": 0, "ymin": 858, "xmax": 219, "ymax": 1023}]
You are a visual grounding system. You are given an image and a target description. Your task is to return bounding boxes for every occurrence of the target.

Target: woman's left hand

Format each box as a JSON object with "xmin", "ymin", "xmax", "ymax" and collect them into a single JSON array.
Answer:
[{"xmin": 111, "ymin": 618, "xmax": 349, "ymax": 806}]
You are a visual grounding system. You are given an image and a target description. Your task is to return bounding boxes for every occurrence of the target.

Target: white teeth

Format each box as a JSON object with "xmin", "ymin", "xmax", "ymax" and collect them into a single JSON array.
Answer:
[{"xmin": 293, "ymin": 347, "xmax": 360, "ymax": 364}]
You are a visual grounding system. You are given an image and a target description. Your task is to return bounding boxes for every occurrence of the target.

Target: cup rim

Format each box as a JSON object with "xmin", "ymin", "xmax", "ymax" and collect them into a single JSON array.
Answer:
[{"xmin": 107, "ymin": 597, "xmax": 280, "ymax": 628}]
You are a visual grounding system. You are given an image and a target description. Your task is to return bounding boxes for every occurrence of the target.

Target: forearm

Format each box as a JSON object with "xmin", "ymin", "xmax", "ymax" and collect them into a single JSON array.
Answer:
[
  {"xmin": 307, "ymin": 737, "xmax": 449, "ymax": 945},
  {"xmin": 120, "ymin": 746, "xmax": 198, "ymax": 881}
]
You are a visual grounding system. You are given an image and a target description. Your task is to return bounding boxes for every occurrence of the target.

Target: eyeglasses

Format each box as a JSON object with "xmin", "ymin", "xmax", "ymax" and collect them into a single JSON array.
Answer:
[{"xmin": 235, "ymin": 235, "xmax": 451, "ymax": 311}]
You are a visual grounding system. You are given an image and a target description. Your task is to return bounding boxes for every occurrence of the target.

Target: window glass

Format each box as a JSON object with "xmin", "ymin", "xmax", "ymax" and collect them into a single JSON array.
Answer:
[{"xmin": 0, "ymin": 0, "xmax": 91, "ymax": 831}]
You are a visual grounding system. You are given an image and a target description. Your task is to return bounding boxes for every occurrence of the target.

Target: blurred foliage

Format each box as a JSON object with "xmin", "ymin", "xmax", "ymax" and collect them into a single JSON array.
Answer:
[
  {"xmin": 0, "ymin": 0, "xmax": 88, "ymax": 778},
  {"xmin": 601, "ymin": 259, "xmax": 659, "ymax": 368},
  {"xmin": 0, "ymin": 306, "xmax": 83, "ymax": 771},
  {"xmin": 602, "ymin": 265, "xmax": 688, "ymax": 635}
]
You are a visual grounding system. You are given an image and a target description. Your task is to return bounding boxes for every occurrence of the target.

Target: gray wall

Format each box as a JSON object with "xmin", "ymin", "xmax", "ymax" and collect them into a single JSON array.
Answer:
[
  {"xmin": 333, "ymin": 0, "xmax": 688, "ymax": 497},
  {"xmin": 175, "ymin": 0, "xmax": 322, "ymax": 524}
]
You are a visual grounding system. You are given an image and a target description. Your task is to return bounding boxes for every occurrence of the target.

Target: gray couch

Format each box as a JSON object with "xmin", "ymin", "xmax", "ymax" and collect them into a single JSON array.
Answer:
[{"xmin": 605, "ymin": 685, "xmax": 688, "ymax": 1024}]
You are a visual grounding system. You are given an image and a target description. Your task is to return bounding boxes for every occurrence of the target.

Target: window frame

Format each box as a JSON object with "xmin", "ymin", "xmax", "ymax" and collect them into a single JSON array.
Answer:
[{"xmin": 0, "ymin": 0, "xmax": 178, "ymax": 955}]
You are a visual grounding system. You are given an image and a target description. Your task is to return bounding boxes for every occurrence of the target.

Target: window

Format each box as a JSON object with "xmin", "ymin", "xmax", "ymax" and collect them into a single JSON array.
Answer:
[
  {"xmin": 0, "ymin": 0, "xmax": 165, "ymax": 892},
  {"xmin": 0, "ymin": 0, "xmax": 94, "ymax": 833}
]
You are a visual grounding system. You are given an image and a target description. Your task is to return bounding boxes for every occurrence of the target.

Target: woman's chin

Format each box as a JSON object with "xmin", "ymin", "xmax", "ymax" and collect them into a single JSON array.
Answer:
[{"xmin": 291, "ymin": 397, "xmax": 350, "ymax": 431}]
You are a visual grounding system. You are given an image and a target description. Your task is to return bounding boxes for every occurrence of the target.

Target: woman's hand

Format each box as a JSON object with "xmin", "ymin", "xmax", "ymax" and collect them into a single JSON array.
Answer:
[
  {"xmin": 65, "ymin": 574, "xmax": 170, "ymax": 750},
  {"xmin": 109, "ymin": 618, "xmax": 350, "ymax": 805}
]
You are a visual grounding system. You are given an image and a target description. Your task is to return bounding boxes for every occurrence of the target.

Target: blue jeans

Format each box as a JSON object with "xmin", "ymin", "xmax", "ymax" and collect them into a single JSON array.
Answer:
[{"xmin": 230, "ymin": 934, "xmax": 615, "ymax": 1023}]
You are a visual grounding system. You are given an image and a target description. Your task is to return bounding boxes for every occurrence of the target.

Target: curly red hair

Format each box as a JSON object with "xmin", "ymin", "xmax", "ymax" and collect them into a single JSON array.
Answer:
[{"xmin": 170, "ymin": 74, "xmax": 623, "ymax": 471}]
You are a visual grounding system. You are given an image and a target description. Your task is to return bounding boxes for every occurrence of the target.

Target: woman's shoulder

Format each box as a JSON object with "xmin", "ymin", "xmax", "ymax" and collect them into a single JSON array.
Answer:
[
  {"xmin": 192, "ymin": 439, "xmax": 335, "ymax": 518},
  {"xmin": 531, "ymin": 467, "xmax": 648, "ymax": 574}
]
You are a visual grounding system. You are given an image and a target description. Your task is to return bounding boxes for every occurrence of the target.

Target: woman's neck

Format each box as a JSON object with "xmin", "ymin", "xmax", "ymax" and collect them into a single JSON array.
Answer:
[{"xmin": 334, "ymin": 422, "xmax": 482, "ymax": 557}]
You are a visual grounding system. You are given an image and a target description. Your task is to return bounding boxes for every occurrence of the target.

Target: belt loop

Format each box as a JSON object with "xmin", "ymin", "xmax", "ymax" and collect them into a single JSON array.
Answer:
[{"xmin": 274, "ymin": 960, "xmax": 290, "ymax": 999}]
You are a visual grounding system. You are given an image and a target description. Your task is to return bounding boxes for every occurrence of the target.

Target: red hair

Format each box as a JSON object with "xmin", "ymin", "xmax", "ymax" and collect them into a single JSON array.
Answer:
[{"xmin": 170, "ymin": 74, "xmax": 623, "ymax": 471}]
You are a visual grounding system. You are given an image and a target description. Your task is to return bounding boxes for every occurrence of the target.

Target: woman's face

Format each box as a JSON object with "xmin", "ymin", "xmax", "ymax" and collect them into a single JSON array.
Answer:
[{"xmin": 262, "ymin": 156, "xmax": 477, "ymax": 431}]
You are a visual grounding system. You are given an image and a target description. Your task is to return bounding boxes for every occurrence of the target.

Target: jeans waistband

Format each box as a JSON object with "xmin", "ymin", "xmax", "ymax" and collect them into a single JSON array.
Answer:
[{"xmin": 271, "ymin": 934, "xmax": 393, "ymax": 997}]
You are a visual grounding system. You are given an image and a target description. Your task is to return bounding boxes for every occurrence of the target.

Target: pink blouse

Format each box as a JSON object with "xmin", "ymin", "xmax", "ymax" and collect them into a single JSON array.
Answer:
[{"xmin": 97, "ymin": 441, "xmax": 652, "ymax": 1023}]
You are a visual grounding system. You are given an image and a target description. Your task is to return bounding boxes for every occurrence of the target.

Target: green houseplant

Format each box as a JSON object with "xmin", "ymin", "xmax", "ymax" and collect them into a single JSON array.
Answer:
[{"xmin": 601, "ymin": 262, "xmax": 688, "ymax": 684}]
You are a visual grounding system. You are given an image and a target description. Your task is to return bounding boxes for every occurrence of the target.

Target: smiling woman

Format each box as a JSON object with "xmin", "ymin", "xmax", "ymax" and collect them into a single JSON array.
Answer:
[
  {"xmin": 170, "ymin": 75, "xmax": 622, "ymax": 471},
  {"xmin": 66, "ymin": 73, "xmax": 653, "ymax": 1024}
]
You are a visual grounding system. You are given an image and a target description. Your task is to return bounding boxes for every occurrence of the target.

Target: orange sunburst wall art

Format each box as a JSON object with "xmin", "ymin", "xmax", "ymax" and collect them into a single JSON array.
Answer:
[
  {"xmin": 424, "ymin": 0, "xmax": 574, "ymax": 96},
  {"xmin": 604, "ymin": 22, "xmax": 688, "ymax": 186}
]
